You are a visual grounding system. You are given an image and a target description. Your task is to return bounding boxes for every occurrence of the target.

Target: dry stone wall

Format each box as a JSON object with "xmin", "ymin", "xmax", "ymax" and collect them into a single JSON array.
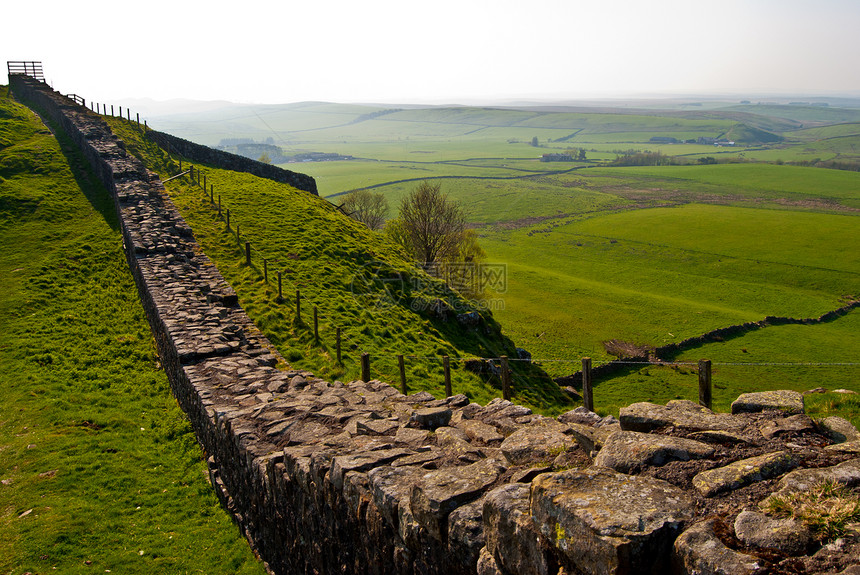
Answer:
[
  {"xmin": 144, "ymin": 129, "xmax": 318, "ymax": 195},
  {"xmin": 556, "ymin": 301, "xmax": 860, "ymax": 388},
  {"xmin": 11, "ymin": 75, "xmax": 860, "ymax": 575},
  {"xmin": 143, "ymin": 129, "xmax": 317, "ymax": 195},
  {"xmin": 139, "ymin": 129, "xmax": 318, "ymax": 195}
]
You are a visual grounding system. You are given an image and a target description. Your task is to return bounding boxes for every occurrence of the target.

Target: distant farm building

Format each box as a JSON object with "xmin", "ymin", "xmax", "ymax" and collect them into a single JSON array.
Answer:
[{"xmin": 540, "ymin": 153, "xmax": 573, "ymax": 162}]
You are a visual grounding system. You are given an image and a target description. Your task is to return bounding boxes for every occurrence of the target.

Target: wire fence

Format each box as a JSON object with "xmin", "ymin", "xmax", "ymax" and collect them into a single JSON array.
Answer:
[{"xmin": 87, "ymin": 97, "xmax": 860, "ymax": 412}]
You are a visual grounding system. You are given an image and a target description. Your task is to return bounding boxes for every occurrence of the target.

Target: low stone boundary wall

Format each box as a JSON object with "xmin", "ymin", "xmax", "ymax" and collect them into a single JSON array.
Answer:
[
  {"xmin": 145, "ymin": 129, "xmax": 318, "ymax": 196},
  {"xmin": 12, "ymin": 75, "xmax": 858, "ymax": 575},
  {"xmin": 556, "ymin": 301, "xmax": 860, "ymax": 388}
]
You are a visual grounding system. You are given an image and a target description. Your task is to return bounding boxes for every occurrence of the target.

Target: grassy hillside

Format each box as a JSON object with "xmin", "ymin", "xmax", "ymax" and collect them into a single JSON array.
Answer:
[
  {"xmin": 106, "ymin": 118, "xmax": 569, "ymax": 413},
  {"xmin": 0, "ymin": 88, "xmax": 265, "ymax": 573}
]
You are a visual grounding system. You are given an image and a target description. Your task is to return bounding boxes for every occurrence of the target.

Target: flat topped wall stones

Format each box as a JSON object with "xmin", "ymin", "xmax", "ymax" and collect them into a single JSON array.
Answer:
[
  {"xmin": 818, "ymin": 416, "xmax": 860, "ymax": 444},
  {"xmin": 14, "ymin": 75, "xmax": 859, "ymax": 575},
  {"xmin": 530, "ymin": 467, "xmax": 695, "ymax": 575},
  {"xmin": 732, "ymin": 389, "xmax": 805, "ymax": 415},
  {"xmin": 619, "ymin": 399, "xmax": 746, "ymax": 433},
  {"xmin": 673, "ymin": 518, "xmax": 761, "ymax": 575},
  {"xmin": 692, "ymin": 451, "xmax": 799, "ymax": 497},
  {"xmin": 593, "ymin": 430, "xmax": 715, "ymax": 474}
]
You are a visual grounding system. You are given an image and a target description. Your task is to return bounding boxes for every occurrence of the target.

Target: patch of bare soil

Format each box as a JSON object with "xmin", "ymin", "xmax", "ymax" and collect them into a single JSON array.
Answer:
[
  {"xmin": 602, "ymin": 339, "xmax": 654, "ymax": 359},
  {"xmin": 471, "ymin": 213, "xmax": 573, "ymax": 230}
]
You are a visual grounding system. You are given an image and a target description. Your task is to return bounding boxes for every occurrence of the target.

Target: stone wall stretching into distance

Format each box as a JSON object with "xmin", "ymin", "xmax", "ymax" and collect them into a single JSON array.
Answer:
[
  {"xmin": 10, "ymin": 75, "xmax": 859, "ymax": 575},
  {"xmin": 144, "ymin": 128, "xmax": 318, "ymax": 195},
  {"xmin": 556, "ymin": 301, "xmax": 860, "ymax": 388}
]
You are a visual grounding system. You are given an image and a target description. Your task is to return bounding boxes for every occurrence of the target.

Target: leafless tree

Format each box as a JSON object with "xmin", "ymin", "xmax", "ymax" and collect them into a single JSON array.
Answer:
[
  {"xmin": 398, "ymin": 181, "xmax": 466, "ymax": 265},
  {"xmin": 341, "ymin": 189, "xmax": 389, "ymax": 231}
]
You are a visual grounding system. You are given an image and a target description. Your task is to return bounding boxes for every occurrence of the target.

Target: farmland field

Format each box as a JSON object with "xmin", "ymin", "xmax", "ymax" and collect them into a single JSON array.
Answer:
[{"xmin": 147, "ymin": 96, "xmax": 860, "ymax": 417}]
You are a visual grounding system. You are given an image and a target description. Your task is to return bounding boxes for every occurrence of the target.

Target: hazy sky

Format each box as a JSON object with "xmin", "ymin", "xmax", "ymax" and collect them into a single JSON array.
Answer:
[{"xmin": 3, "ymin": 0, "xmax": 859, "ymax": 106}]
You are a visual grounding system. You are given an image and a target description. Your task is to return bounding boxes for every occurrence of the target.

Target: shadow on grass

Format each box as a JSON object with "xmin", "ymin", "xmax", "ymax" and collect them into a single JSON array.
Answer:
[{"xmin": 13, "ymin": 93, "xmax": 119, "ymax": 231}]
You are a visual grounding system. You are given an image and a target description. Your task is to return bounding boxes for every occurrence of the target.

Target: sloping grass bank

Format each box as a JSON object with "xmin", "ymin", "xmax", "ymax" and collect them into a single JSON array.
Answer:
[
  {"xmin": 106, "ymin": 117, "xmax": 570, "ymax": 414},
  {"xmin": 0, "ymin": 89, "xmax": 265, "ymax": 574}
]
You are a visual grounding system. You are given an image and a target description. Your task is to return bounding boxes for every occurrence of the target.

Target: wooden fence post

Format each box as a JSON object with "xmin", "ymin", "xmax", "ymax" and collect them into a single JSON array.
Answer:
[
  {"xmin": 398, "ymin": 354, "xmax": 407, "ymax": 395},
  {"xmin": 277, "ymin": 271, "xmax": 283, "ymax": 301},
  {"xmin": 336, "ymin": 327, "xmax": 342, "ymax": 365},
  {"xmin": 204, "ymin": 174, "xmax": 207, "ymax": 191},
  {"xmin": 500, "ymin": 356, "xmax": 511, "ymax": 400},
  {"xmin": 361, "ymin": 353, "xmax": 371, "ymax": 382},
  {"xmin": 443, "ymin": 355, "xmax": 452, "ymax": 397},
  {"xmin": 111, "ymin": 104, "xmax": 114, "ymax": 116},
  {"xmin": 245, "ymin": 242, "xmax": 251, "ymax": 266},
  {"xmin": 698, "ymin": 359, "xmax": 712, "ymax": 409},
  {"xmin": 136, "ymin": 112, "xmax": 139, "ymax": 125},
  {"xmin": 217, "ymin": 194, "xmax": 221, "ymax": 217},
  {"xmin": 236, "ymin": 223, "xmax": 240, "ymax": 244},
  {"xmin": 226, "ymin": 208, "xmax": 230, "ymax": 230},
  {"xmin": 263, "ymin": 258, "xmax": 268, "ymax": 283},
  {"xmin": 582, "ymin": 357, "xmax": 593, "ymax": 412}
]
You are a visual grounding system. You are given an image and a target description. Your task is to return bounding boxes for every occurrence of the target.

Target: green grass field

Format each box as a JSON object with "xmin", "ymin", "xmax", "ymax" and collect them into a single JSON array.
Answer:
[
  {"xmin": 0, "ymin": 89, "xmax": 265, "ymax": 573},
  {"xmin": 4, "ymin": 76, "xmax": 860, "ymax": 574},
  {"xmin": 145, "ymin": 96, "xmax": 860, "ymax": 421}
]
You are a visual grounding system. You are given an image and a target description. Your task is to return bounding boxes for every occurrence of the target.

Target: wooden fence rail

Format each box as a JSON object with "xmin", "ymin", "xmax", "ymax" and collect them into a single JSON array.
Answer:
[{"xmin": 6, "ymin": 61, "xmax": 45, "ymax": 81}]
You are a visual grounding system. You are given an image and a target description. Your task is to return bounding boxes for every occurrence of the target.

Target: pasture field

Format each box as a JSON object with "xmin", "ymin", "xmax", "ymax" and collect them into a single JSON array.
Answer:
[
  {"xmin": 480, "ymin": 204, "xmax": 859, "ymax": 364},
  {"xmin": 145, "ymin": 97, "xmax": 860, "ymax": 417},
  {"xmin": 0, "ymin": 90, "xmax": 265, "ymax": 574}
]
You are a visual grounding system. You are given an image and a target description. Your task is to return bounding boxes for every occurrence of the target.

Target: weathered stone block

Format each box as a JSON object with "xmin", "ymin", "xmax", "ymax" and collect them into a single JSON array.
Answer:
[
  {"xmin": 410, "ymin": 458, "xmax": 507, "ymax": 542},
  {"xmin": 557, "ymin": 406, "xmax": 601, "ymax": 426},
  {"xmin": 447, "ymin": 498, "xmax": 485, "ymax": 569},
  {"xmin": 500, "ymin": 418, "xmax": 575, "ymax": 465},
  {"xmin": 734, "ymin": 510, "xmax": 812, "ymax": 555},
  {"xmin": 530, "ymin": 467, "xmax": 694, "ymax": 575},
  {"xmin": 410, "ymin": 407, "xmax": 453, "ymax": 430},
  {"xmin": 594, "ymin": 430, "xmax": 714, "ymax": 473},
  {"xmin": 731, "ymin": 390, "xmax": 804, "ymax": 415},
  {"xmin": 818, "ymin": 416, "xmax": 860, "ymax": 444},
  {"xmin": 672, "ymin": 518, "xmax": 760, "ymax": 575},
  {"xmin": 330, "ymin": 448, "xmax": 412, "ymax": 490},
  {"xmin": 619, "ymin": 400, "xmax": 744, "ymax": 433},
  {"xmin": 454, "ymin": 419, "xmax": 504, "ymax": 445},
  {"xmin": 394, "ymin": 426, "xmax": 432, "ymax": 447},
  {"xmin": 564, "ymin": 422, "xmax": 613, "ymax": 455},
  {"xmin": 826, "ymin": 440, "xmax": 860, "ymax": 454},
  {"xmin": 368, "ymin": 465, "xmax": 426, "ymax": 530},
  {"xmin": 476, "ymin": 546, "xmax": 504, "ymax": 575},
  {"xmin": 759, "ymin": 414, "xmax": 815, "ymax": 439},
  {"xmin": 483, "ymin": 483, "xmax": 551, "ymax": 575},
  {"xmin": 693, "ymin": 451, "xmax": 798, "ymax": 497}
]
